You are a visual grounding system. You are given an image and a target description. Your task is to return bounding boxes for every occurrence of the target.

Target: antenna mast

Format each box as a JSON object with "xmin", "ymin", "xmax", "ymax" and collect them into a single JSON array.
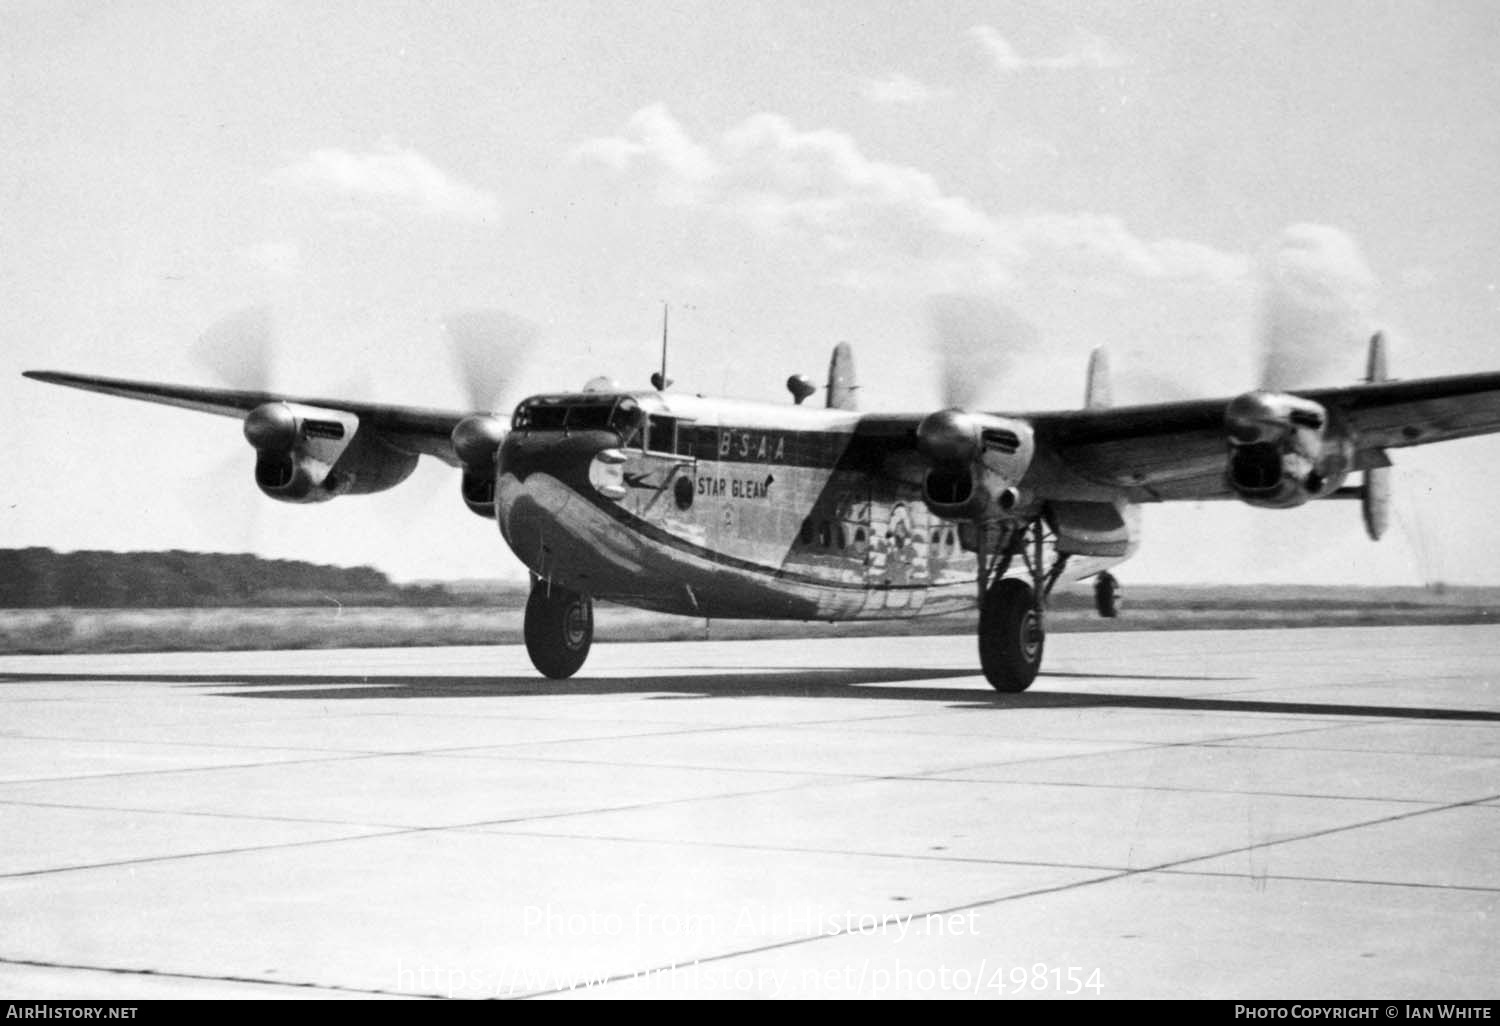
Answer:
[{"xmin": 651, "ymin": 302, "xmax": 673, "ymax": 391}]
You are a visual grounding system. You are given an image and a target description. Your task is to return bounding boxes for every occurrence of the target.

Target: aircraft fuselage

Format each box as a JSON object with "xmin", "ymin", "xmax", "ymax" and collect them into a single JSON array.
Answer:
[{"xmin": 496, "ymin": 391, "xmax": 986, "ymax": 620}]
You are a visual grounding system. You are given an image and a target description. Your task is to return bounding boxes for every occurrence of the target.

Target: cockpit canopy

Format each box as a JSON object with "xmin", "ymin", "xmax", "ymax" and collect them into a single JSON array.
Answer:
[
  {"xmin": 512, "ymin": 392, "xmax": 692, "ymax": 456},
  {"xmin": 512, "ymin": 394, "xmax": 645, "ymax": 445}
]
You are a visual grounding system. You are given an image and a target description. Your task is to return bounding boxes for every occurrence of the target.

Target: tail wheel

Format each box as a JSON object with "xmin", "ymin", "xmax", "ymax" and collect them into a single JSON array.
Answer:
[
  {"xmin": 1093, "ymin": 571, "xmax": 1120, "ymax": 618},
  {"xmin": 524, "ymin": 584, "xmax": 593, "ymax": 679},
  {"xmin": 979, "ymin": 577, "xmax": 1043, "ymax": 693}
]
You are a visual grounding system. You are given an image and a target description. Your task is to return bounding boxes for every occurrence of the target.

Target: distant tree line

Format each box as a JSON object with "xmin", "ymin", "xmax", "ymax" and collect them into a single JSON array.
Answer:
[{"xmin": 0, "ymin": 549, "xmax": 464, "ymax": 608}]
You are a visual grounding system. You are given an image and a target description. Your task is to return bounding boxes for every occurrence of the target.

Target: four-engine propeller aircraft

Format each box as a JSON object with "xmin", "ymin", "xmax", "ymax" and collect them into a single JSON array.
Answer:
[{"xmin": 24, "ymin": 330, "xmax": 1500, "ymax": 691}]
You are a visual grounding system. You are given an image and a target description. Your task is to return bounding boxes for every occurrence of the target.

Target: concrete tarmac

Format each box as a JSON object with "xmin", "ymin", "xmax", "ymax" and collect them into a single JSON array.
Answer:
[{"xmin": 0, "ymin": 625, "xmax": 1496, "ymax": 1000}]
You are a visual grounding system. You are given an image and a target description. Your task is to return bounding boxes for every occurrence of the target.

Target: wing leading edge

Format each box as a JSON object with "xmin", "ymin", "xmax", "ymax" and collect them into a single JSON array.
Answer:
[
  {"xmin": 28, "ymin": 365, "xmax": 1500, "ymax": 503},
  {"xmin": 23, "ymin": 370, "xmax": 471, "ymax": 466}
]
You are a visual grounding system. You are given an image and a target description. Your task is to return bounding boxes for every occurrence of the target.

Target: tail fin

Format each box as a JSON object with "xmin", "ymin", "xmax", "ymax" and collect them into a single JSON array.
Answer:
[
  {"xmin": 826, "ymin": 341, "xmax": 858, "ymax": 410},
  {"xmin": 1084, "ymin": 347, "xmax": 1112, "ymax": 409},
  {"xmin": 1364, "ymin": 330, "xmax": 1388, "ymax": 383},
  {"xmin": 1362, "ymin": 332, "xmax": 1391, "ymax": 540}
]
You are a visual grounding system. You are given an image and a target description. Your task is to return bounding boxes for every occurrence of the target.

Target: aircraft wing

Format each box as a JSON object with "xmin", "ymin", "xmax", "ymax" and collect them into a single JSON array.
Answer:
[
  {"xmin": 1024, "ymin": 370, "xmax": 1500, "ymax": 502},
  {"xmin": 22, "ymin": 370, "xmax": 470, "ymax": 465}
]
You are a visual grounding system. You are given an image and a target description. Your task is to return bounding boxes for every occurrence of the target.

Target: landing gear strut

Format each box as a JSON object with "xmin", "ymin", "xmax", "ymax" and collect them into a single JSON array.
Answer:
[
  {"xmin": 975, "ymin": 517, "xmax": 1068, "ymax": 693},
  {"xmin": 524, "ymin": 580, "xmax": 593, "ymax": 679}
]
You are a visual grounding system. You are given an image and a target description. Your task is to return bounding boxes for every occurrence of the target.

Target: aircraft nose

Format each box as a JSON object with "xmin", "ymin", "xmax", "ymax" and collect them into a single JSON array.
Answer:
[
  {"xmin": 499, "ymin": 430, "xmax": 613, "ymax": 485},
  {"xmin": 494, "ymin": 472, "xmax": 575, "ymax": 581},
  {"xmin": 498, "ymin": 481, "xmax": 555, "ymax": 543},
  {"xmin": 496, "ymin": 428, "xmax": 623, "ymax": 552}
]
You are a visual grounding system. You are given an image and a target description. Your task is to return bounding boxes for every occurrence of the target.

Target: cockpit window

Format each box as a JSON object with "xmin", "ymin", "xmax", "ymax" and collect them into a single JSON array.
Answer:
[
  {"xmin": 514, "ymin": 401, "xmax": 570, "ymax": 430},
  {"xmin": 613, "ymin": 399, "xmax": 643, "ymax": 446},
  {"xmin": 566, "ymin": 404, "xmax": 613, "ymax": 430},
  {"xmin": 512, "ymin": 395, "xmax": 644, "ymax": 444}
]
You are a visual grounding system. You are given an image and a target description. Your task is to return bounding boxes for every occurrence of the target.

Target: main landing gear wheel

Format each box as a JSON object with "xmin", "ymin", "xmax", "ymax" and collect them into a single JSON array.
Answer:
[
  {"xmin": 524, "ymin": 583, "xmax": 593, "ymax": 679},
  {"xmin": 979, "ymin": 577, "xmax": 1044, "ymax": 693}
]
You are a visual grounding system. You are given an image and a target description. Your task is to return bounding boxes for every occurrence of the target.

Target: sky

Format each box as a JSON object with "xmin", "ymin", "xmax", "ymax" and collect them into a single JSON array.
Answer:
[{"xmin": 4, "ymin": 0, "xmax": 1500, "ymax": 586}]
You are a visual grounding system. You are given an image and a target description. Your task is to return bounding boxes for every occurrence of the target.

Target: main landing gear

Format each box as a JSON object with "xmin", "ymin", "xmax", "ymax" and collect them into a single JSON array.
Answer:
[
  {"xmin": 979, "ymin": 577, "xmax": 1045, "ymax": 693},
  {"xmin": 524, "ymin": 580, "xmax": 593, "ymax": 679},
  {"xmin": 976, "ymin": 517, "xmax": 1070, "ymax": 693}
]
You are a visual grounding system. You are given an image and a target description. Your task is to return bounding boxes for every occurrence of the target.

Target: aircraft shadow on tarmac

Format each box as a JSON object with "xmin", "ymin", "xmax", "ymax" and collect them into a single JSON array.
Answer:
[{"xmin": 3, "ymin": 668, "xmax": 1499, "ymax": 721}]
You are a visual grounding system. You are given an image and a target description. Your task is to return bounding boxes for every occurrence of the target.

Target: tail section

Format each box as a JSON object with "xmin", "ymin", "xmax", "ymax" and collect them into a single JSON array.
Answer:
[
  {"xmin": 1084, "ymin": 347, "xmax": 1112, "ymax": 409},
  {"xmin": 826, "ymin": 341, "xmax": 858, "ymax": 410},
  {"xmin": 1365, "ymin": 330, "xmax": 1388, "ymax": 384}
]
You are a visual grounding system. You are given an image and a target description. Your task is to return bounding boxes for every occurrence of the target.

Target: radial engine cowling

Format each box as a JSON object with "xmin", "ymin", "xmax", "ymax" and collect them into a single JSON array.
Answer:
[
  {"xmin": 916, "ymin": 409, "xmax": 1036, "ymax": 521},
  {"xmin": 451, "ymin": 414, "xmax": 507, "ymax": 518},
  {"xmin": 243, "ymin": 402, "xmax": 418, "ymax": 503},
  {"xmin": 1224, "ymin": 391, "xmax": 1351, "ymax": 509}
]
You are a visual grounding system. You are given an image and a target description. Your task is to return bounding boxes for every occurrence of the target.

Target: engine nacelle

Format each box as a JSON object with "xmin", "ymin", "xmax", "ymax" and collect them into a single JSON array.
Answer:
[
  {"xmin": 243, "ymin": 402, "xmax": 418, "ymax": 503},
  {"xmin": 916, "ymin": 409, "xmax": 1036, "ymax": 521},
  {"xmin": 1224, "ymin": 391, "xmax": 1351, "ymax": 509},
  {"xmin": 451, "ymin": 414, "xmax": 507, "ymax": 518}
]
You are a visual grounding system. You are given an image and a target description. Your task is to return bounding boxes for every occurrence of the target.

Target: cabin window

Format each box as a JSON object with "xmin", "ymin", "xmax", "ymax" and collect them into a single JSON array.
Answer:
[
  {"xmin": 800, "ymin": 518, "xmax": 816, "ymax": 546},
  {"xmin": 646, "ymin": 414, "xmax": 676, "ymax": 453},
  {"xmin": 835, "ymin": 524, "xmax": 846, "ymax": 550}
]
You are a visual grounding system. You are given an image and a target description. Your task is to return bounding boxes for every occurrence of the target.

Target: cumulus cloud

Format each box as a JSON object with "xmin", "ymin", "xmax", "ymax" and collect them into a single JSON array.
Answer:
[
  {"xmin": 268, "ymin": 143, "xmax": 499, "ymax": 221},
  {"xmin": 971, "ymin": 26, "xmax": 1131, "ymax": 71},
  {"xmin": 572, "ymin": 105, "xmax": 1246, "ymax": 290},
  {"xmin": 716, "ymin": 113, "xmax": 998, "ymax": 259},
  {"xmin": 860, "ymin": 72, "xmax": 948, "ymax": 106},
  {"xmin": 1014, "ymin": 213, "xmax": 1250, "ymax": 282},
  {"xmin": 569, "ymin": 104, "xmax": 716, "ymax": 203}
]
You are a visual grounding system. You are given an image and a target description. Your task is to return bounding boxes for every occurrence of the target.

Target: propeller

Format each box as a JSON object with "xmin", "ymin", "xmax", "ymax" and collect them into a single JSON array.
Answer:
[
  {"xmin": 191, "ymin": 305, "xmax": 276, "ymax": 392},
  {"xmin": 927, "ymin": 293, "xmax": 1039, "ymax": 409},
  {"xmin": 181, "ymin": 306, "xmax": 282, "ymax": 555},
  {"xmin": 441, "ymin": 309, "xmax": 543, "ymax": 520},
  {"xmin": 1255, "ymin": 225, "xmax": 1377, "ymax": 391},
  {"xmin": 916, "ymin": 295, "xmax": 1042, "ymax": 570},
  {"xmin": 443, "ymin": 309, "xmax": 540, "ymax": 413},
  {"xmin": 1251, "ymin": 227, "xmax": 1431, "ymax": 565}
]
